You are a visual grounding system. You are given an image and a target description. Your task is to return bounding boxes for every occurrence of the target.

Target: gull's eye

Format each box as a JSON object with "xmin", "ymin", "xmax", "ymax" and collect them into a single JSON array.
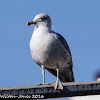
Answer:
[{"xmin": 40, "ymin": 17, "xmax": 47, "ymax": 21}]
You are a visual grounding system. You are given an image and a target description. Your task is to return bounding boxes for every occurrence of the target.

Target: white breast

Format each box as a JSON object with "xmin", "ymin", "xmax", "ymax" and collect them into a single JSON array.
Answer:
[
  {"xmin": 30, "ymin": 27, "xmax": 71, "ymax": 69},
  {"xmin": 30, "ymin": 27, "xmax": 55, "ymax": 65}
]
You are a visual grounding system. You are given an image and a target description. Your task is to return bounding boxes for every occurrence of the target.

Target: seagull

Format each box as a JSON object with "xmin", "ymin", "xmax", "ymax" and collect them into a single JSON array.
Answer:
[{"xmin": 27, "ymin": 13, "xmax": 74, "ymax": 90}]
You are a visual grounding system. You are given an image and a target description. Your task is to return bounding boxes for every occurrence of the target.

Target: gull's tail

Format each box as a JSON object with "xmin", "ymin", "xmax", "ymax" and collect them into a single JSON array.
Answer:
[{"xmin": 46, "ymin": 66, "xmax": 74, "ymax": 82}]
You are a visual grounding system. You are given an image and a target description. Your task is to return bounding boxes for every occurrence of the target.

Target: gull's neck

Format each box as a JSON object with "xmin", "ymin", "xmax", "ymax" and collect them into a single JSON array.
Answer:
[
  {"xmin": 32, "ymin": 25, "xmax": 52, "ymax": 40},
  {"xmin": 34, "ymin": 25, "xmax": 51, "ymax": 32}
]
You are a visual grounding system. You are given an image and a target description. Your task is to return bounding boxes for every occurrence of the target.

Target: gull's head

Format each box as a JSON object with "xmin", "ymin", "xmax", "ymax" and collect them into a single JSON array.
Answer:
[{"xmin": 27, "ymin": 13, "xmax": 52, "ymax": 28}]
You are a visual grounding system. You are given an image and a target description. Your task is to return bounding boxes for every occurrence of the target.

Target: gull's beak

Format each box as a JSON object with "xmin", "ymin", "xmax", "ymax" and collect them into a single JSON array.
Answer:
[{"xmin": 26, "ymin": 20, "xmax": 36, "ymax": 26}]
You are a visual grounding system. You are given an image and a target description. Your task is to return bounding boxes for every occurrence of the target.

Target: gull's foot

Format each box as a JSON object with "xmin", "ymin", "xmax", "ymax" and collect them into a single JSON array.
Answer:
[
  {"xmin": 38, "ymin": 83, "xmax": 50, "ymax": 86},
  {"xmin": 50, "ymin": 81, "xmax": 63, "ymax": 90}
]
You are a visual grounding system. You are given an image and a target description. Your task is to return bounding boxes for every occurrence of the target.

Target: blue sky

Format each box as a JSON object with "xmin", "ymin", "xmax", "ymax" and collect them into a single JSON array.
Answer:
[{"xmin": 0, "ymin": 0, "xmax": 100, "ymax": 100}]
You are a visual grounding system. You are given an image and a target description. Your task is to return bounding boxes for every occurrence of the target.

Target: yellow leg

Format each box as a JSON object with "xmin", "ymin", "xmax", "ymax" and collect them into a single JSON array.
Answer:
[
  {"xmin": 50, "ymin": 67, "xmax": 63, "ymax": 90},
  {"xmin": 42, "ymin": 65, "xmax": 45, "ymax": 84},
  {"xmin": 56, "ymin": 68, "xmax": 59, "ymax": 83},
  {"xmin": 38, "ymin": 65, "xmax": 49, "ymax": 86}
]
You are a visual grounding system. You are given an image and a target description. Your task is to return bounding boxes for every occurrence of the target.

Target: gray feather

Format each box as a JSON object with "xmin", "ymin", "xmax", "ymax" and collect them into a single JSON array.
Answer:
[{"xmin": 46, "ymin": 33, "xmax": 74, "ymax": 82}]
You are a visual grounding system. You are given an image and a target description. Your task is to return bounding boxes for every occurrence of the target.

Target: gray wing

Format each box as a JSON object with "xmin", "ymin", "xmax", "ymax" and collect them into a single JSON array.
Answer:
[{"xmin": 46, "ymin": 33, "xmax": 74, "ymax": 82}]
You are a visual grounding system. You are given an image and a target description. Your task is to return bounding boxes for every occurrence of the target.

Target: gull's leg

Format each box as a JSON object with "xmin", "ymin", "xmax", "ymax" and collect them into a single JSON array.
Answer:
[
  {"xmin": 42, "ymin": 65, "xmax": 45, "ymax": 84},
  {"xmin": 38, "ymin": 65, "xmax": 49, "ymax": 86},
  {"xmin": 56, "ymin": 68, "xmax": 59, "ymax": 85},
  {"xmin": 50, "ymin": 65, "xmax": 63, "ymax": 90}
]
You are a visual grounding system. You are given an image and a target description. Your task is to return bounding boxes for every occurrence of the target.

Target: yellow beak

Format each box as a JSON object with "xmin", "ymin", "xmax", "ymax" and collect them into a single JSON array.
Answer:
[{"xmin": 26, "ymin": 20, "xmax": 36, "ymax": 26}]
